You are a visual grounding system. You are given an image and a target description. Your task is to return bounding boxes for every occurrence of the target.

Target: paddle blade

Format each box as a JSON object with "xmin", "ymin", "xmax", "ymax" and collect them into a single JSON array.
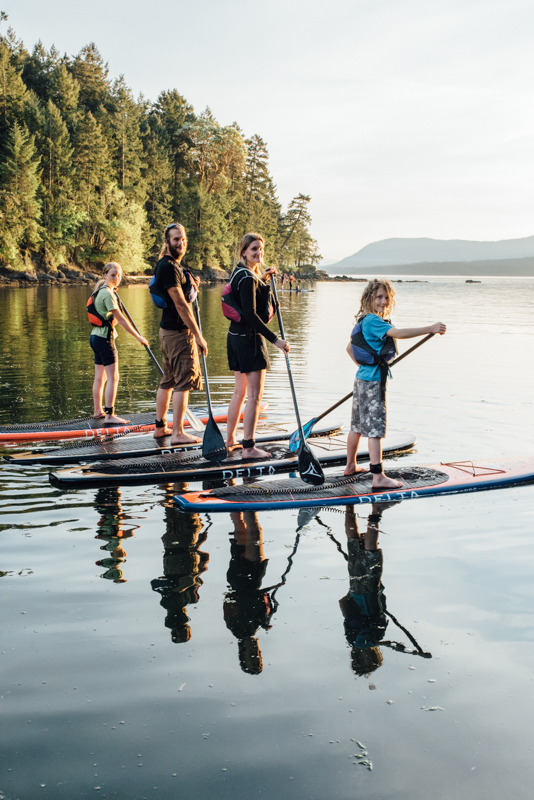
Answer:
[
  {"xmin": 289, "ymin": 418, "xmax": 316, "ymax": 453},
  {"xmin": 298, "ymin": 442, "xmax": 325, "ymax": 486},
  {"xmin": 201, "ymin": 417, "xmax": 227, "ymax": 462}
]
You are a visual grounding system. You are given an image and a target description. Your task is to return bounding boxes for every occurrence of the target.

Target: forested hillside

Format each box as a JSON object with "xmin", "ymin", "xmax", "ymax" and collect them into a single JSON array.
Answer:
[{"xmin": 0, "ymin": 15, "xmax": 320, "ymax": 273}]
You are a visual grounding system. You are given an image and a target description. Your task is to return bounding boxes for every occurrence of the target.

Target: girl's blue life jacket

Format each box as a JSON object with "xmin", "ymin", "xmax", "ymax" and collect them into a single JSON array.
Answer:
[
  {"xmin": 149, "ymin": 267, "xmax": 198, "ymax": 309},
  {"xmin": 350, "ymin": 315, "xmax": 397, "ymax": 399}
]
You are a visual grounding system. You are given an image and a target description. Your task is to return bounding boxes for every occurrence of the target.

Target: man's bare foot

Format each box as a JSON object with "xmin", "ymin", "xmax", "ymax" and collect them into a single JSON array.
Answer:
[
  {"xmin": 242, "ymin": 446, "xmax": 272, "ymax": 459},
  {"xmin": 226, "ymin": 441, "xmax": 243, "ymax": 452},
  {"xmin": 104, "ymin": 415, "xmax": 130, "ymax": 425},
  {"xmin": 153, "ymin": 424, "xmax": 171, "ymax": 438},
  {"xmin": 372, "ymin": 473, "xmax": 403, "ymax": 490},
  {"xmin": 170, "ymin": 432, "xmax": 202, "ymax": 445},
  {"xmin": 343, "ymin": 465, "xmax": 369, "ymax": 476}
]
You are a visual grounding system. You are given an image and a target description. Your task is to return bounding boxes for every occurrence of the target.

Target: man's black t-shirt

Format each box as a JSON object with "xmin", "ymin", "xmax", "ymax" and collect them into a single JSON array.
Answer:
[{"xmin": 154, "ymin": 255, "xmax": 188, "ymax": 331}]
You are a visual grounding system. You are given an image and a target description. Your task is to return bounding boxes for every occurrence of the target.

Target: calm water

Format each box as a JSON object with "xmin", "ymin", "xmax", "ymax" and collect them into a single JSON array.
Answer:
[{"xmin": 1, "ymin": 278, "xmax": 534, "ymax": 800}]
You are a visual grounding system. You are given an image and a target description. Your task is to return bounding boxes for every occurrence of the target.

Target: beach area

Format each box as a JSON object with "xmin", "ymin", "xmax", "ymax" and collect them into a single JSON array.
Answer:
[{"xmin": 2, "ymin": 277, "xmax": 534, "ymax": 800}]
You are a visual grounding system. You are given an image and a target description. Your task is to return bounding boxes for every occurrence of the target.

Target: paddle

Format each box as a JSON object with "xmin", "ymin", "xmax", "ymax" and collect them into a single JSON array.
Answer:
[
  {"xmin": 289, "ymin": 332, "xmax": 435, "ymax": 452},
  {"xmin": 193, "ymin": 299, "xmax": 227, "ymax": 461},
  {"xmin": 270, "ymin": 276, "xmax": 325, "ymax": 486},
  {"xmin": 117, "ymin": 293, "xmax": 204, "ymax": 433}
]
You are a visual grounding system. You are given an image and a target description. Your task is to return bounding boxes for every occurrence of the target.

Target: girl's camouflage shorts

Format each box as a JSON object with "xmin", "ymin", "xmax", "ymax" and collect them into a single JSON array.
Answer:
[{"xmin": 350, "ymin": 377, "xmax": 387, "ymax": 438}]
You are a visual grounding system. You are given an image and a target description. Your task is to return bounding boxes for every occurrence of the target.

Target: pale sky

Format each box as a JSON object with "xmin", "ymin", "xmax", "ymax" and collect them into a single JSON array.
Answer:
[{"xmin": 5, "ymin": 0, "xmax": 534, "ymax": 260}]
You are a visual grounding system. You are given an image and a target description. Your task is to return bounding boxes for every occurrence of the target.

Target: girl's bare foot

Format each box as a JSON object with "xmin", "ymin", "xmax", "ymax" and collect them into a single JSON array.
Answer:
[
  {"xmin": 343, "ymin": 465, "xmax": 369, "ymax": 476},
  {"xmin": 170, "ymin": 432, "xmax": 202, "ymax": 445},
  {"xmin": 153, "ymin": 424, "xmax": 170, "ymax": 438},
  {"xmin": 242, "ymin": 446, "xmax": 271, "ymax": 459},
  {"xmin": 372, "ymin": 473, "xmax": 403, "ymax": 490},
  {"xmin": 104, "ymin": 414, "xmax": 130, "ymax": 425},
  {"xmin": 226, "ymin": 441, "xmax": 243, "ymax": 452},
  {"xmin": 93, "ymin": 412, "xmax": 105, "ymax": 419}
]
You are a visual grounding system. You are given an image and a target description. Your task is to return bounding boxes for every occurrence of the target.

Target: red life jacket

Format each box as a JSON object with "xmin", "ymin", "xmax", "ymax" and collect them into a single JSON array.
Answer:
[{"xmin": 87, "ymin": 287, "xmax": 117, "ymax": 339}]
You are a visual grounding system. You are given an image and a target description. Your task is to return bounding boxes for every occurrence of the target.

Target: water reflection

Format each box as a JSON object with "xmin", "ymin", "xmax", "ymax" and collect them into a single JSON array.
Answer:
[
  {"xmin": 94, "ymin": 487, "xmax": 138, "ymax": 583},
  {"xmin": 151, "ymin": 486, "xmax": 210, "ymax": 643},
  {"xmin": 299, "ymin": 503, "xmax": 432, "ymax": 681}
]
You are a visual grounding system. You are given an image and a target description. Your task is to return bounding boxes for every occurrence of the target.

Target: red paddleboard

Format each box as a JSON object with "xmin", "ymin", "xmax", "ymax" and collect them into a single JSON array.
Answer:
[
  {"xmin": 174, "ymin": 457, "xmax": 534, "ymax": 512},
  {"xmin": 0, "ymin": 402, "xmax": 268, "ymax": 442}
]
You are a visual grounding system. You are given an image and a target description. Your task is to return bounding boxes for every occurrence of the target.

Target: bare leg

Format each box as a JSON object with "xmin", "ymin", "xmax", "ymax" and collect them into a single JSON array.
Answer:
[
  {"xmin": 103, "ymin": 362, "xmax": 129, "ymax": 424},
  {"xmin": 170, "ymin": 390, "xmax": 201, "ymax": 445},
  {"xmin": 242, "ymin": 370, "xmax": 270, "ymax": 459},
  {"xmin": 344, "ymin": 431, "xmax": 368, "ymax": 475},
  {"xmin": 93, "ymin": 365, "xmax": 106, "ymax": 417},
  {"xmin": 368, "ymin": 437, "xmax": 402, "ymax": 489},
  {"xmin": 226, "ymin": 372, "xmax": 247, "ymax": 450},
  {"xmin": 153, "ymin": 386, "xmax": 172, "ymax": 438}
]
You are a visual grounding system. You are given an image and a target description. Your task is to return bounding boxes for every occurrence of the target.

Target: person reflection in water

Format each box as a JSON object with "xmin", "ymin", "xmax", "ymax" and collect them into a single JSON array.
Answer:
[
  {"xmin": 94, "ymin": 487, "xmax": 137, "ymax": 584},
  {"xmin": 224, "ymin": 511, "xmax": 274, "ymax": 675},
  {"xmin": 151, "ymin": 490, "xmax": 209, "ymax": 644},
  {"xmin": 339, "ymin": 503, "xmax": 391, "ymax": 678}
]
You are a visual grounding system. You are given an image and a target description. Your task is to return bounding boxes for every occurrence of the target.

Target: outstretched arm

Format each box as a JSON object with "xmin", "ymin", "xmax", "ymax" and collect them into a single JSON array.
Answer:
[
  {"xmin": 112, "ymin": 308, "xmax": 148, "ymax": 346},
  {"xmin": 387, "ymin": 322, "xmax": 446, "ymax": 339}
]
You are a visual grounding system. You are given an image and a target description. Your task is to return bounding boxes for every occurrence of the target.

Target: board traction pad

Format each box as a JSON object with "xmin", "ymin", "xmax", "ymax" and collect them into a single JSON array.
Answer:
[{"xmin": 203, "ymin": 466, "xmax": 450, "ymax": 501}]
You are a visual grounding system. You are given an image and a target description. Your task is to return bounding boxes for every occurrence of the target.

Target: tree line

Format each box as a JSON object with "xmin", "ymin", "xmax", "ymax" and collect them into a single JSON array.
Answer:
[{"xmin": 0, "ymin": 15, "xmax": 321, "ymax": 274}]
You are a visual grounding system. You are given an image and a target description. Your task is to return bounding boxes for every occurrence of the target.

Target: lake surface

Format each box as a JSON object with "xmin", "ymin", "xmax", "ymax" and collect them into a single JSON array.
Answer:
[{"xmin": 1, "ymin": 277, "xmax": 534, "ymax": 800}]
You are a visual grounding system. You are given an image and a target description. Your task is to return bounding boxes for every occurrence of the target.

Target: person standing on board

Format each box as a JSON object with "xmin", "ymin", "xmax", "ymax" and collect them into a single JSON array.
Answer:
[
  {"xmin": 225, "ymin": 233, "xmax": 290, "ymax": 458},
  {"xmin": 344, "ymin": 279, "xmax": 446, "ymax": 488},
  {"xmin": 152, "ymin": 223, "xmax": 208, "ymax": 444},
  {"xmin": 90, "ymin": 262, "xmax": 148, "ymax": 425}
]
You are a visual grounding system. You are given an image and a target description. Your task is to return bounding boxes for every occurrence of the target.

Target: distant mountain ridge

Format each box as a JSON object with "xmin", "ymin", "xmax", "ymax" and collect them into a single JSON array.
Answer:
[{"xmin": 327, "ymin": 235, "xmax": 534, "ymax": 273}]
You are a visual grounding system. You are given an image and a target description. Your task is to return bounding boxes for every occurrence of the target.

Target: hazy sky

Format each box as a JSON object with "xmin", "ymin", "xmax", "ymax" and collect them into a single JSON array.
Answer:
[{"xmin": 5, "ymin": 0, "xmax": 534, "ymax": 260}]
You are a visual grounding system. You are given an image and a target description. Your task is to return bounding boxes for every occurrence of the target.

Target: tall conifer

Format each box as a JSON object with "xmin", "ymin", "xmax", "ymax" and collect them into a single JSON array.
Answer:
[{"xmin": 0, "ymin": 121, "xmax": 41, "ymax": 263}]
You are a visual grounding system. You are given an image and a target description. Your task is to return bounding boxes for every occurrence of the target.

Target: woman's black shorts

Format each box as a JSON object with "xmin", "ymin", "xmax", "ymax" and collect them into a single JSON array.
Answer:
[
  {"xmin": 227, "ymin": 332, "xmax": 270, "ymax": 373},
  {"xmin": 90, "ymin": 334, "xmax": 118, "ymax": 366}
]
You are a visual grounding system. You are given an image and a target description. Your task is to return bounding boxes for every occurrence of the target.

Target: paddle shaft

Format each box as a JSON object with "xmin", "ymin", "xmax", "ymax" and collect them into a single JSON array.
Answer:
[
  {"xmin": 270, "ymin": 277, "xmax": 306, "ymax": 438},
  {"xmin": 306, "ymin": 334, "xmax": 436, "ymax": 428},
  {"xmin": 193, "ymin": 300, "xmax": 215, "ymax": 419}
]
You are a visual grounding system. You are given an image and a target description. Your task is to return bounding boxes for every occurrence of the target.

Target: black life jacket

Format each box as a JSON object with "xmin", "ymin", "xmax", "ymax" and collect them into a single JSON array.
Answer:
[
  {"xmin": 350, "ymin": 315, "xmax": 397, "ymax": 399},
  {"xmin": 86, "ymin": 287, "xmax": 117, "ymax": 340}
]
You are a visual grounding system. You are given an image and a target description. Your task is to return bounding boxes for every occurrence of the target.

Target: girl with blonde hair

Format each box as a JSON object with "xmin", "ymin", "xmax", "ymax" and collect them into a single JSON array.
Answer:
[
  {"xmin": 225, "ymin": 233, "xmax": 290, "ymax": 458},
  {"xmin": 89, "ymin": 262, "xmax": 148, "ymax": 424},
  {"xmin": 345, "ymin": 279, "xmax": 446, "ymax": 487}
]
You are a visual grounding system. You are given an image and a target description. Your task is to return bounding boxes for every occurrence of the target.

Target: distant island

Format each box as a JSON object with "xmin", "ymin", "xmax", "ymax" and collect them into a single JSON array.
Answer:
[{"xmin": 327, "ymin": 235, "xmax": 534, "ymax": 276}]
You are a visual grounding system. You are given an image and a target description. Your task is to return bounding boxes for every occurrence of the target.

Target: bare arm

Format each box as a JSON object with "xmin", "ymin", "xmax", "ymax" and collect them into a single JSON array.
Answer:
[
  {"xmin": 167, "ymin": 285, "xmax": 208, "ymax": 356},
  {"xmin": 346, "ymin": 341, "xmax": 358, "ymax": 364},
  {"xmin": 112, "ymin": 308, "xmax": 148, "ymax": 346},
  {"xmin": 387, "ymin": 322, "xmax": 446, "ymax": 339}
]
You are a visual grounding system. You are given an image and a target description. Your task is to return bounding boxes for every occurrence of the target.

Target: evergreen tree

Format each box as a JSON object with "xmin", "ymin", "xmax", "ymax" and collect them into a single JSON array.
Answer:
[
  {"xmin": 0, "ymin": 121, "xmax": 41, "ymax": 264},
  {"xmin": 0, "ymin": 39, "xmax": 28, "ymax": 148},
  {"xmin": 41, "ymin": 99, "xmax": 82, "ymax": 261},
  {"xmin": 70, "ymin": 43, "xmax": 111, "ymax": 114},
  {"xmin": 22, "ymin": 41, "xmax": 60, "ymax": 102},
  {"xmin": 150, "ymin": 89, "xmax": 195, "ymax": 215},
  {"xmin": 109, "ymin": 76, "xmax": 145, "ymax": 204},
  {"xmin": 141, "ymin": 118, "xmax": 173, "ymax": 257},
  {"xmin": 49, "ymin": 63, "xmax": 80, "ymax": 131},
  {"xmin": 278, "ymin": 194, "xmax": 320, "ymax": 269}
]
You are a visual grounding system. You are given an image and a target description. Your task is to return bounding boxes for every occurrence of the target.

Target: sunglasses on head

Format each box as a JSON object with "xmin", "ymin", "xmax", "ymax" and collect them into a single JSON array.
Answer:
[{"xmin": 165, "ymin": 223, "xmax": 186, "ymax": 236}]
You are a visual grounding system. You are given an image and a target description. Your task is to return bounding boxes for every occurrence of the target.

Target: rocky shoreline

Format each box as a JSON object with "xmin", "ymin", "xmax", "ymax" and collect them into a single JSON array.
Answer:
[{"xmin": 0, "ymin": 265, "xmax": 427, "ymax": 287}]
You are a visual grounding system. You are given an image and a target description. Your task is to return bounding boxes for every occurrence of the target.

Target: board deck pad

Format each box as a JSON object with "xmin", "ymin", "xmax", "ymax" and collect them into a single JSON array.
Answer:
[
  {"xmin": 174, "ymin": 458, "xmax": 534, "ymax": 511},
  {"xmin": 0, "ymin": 402, "xmax": 267, "ymax": 442},
  {"xmin": 6, "ymin": 422, "xmax": 343, "ymax": 466},
  {"xmin": 48, "ymin": 432, "xmax": 416, "ymax": 488}
]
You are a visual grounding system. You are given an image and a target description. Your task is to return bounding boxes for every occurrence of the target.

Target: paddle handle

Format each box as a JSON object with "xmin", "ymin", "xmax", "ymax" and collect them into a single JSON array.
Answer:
[{"xmin": 389, "ymin": 333, "xmax": 434, "ymax": 368}]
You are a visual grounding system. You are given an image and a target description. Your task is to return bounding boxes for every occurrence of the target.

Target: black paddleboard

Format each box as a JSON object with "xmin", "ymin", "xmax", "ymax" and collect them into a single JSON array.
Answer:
[
  {"xmin": 49, "ymin": 432, "xmax": 417, "ymax": 489},
  {"xmin": 6, "ymin": 423, "xmax": 344, "ymax": 466}
]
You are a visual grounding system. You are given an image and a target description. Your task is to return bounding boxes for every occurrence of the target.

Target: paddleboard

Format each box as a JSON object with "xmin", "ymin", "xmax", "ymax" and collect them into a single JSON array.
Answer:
[
  {"xmin": 0, "ymin": 402, "xmax": 267, "ymax": 442},
  {"xmin": 48, "ymin": 432, "xmax": 417, "ymax": 489},
  {"xmin": 174, "ymin": 457, "xmax": 534, "ymax": 512},
  {"xmin": 8, "ymin": 422, "xmax": 344, "ymax": 466}
]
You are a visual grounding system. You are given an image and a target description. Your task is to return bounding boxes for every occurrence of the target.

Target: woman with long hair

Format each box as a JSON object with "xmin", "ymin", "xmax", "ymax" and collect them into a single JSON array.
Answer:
[
  {"xmin": 225, "ymin": 233, "xmax": 289, "ymax": 458},
  {"xmin": 89, "ymin": 262, "xmax": 148, "ymax": 424}
]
